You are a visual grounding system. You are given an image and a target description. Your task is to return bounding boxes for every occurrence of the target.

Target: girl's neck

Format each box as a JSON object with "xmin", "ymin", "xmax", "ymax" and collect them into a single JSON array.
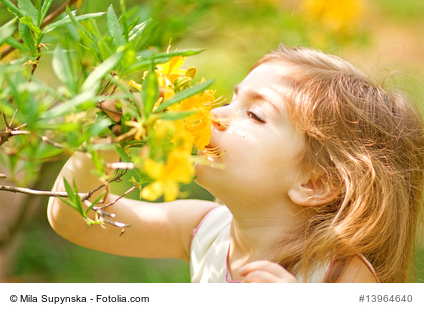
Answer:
[{"xmin": 225, "ymin": 198, "xmax": 301, "ymax": 278}]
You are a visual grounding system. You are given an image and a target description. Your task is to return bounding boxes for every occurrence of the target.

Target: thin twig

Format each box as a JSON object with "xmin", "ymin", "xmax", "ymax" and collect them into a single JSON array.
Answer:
[
  {"xmin": 96, "ymin": 103, "xmax": 123, "ymax": 116},
  {"xmin": 0, "ymin": 151, "xmax": 132, "ymax": 229},
  {"xmin": 106, "ymin": 162, "xmax": 136, "ymax": 170},
  {"xmin": 83, "ymin": 199, "xmax": 115, "ymax": 217},
  {"xmin": 37, "ymin": 134, "xmax": 65, "ymax": 150},
  {"xmin": 83, "ymin": 198, "xmax": 131, "ymax": 228},
  {"xmin": 80, "ymin": 170, "xmax": 127, "ymax": 202},
  {"xmin": 0, "ymin": 124, "xmax": 64, "ymax": 150},
  {"xmin": 0, "ymin": 111, "xmax": 31, "ymax": 146},
  {"xmin": 9, "ymin": 130, "xmax": 30, "ymax": 136},
  {"xmin": 30, "ymin": 46, "xmax": 42, "ymax": 78},
  {"xmin": 95, "ymin": 186, "xmax": 137, "ymax": 210},
  {"xmin": 0, "ymin": 184, "xmax": 88, "ymax": 198},
  {"xmin": 9, "ymin": 109, "xmax": 18, "ymax": 126}
]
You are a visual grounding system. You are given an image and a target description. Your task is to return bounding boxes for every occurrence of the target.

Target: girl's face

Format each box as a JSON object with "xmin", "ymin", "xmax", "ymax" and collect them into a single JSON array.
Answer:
[{"xmin": 195, "ymin": 62, "xmax": 305, "ymax": 208}]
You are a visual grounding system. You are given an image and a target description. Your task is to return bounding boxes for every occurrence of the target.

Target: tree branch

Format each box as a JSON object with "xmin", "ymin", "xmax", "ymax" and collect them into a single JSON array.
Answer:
[
  {"xmin": 1, "ymin": 110, "xmax": 65, "ymax": 149},
  {"xmin": 0, "ymin": 184, "xmax": 88, "ymax": 198},
  {"xmin": 94, "ymin": 185, "xmax": 137, "ymax": 211},
  {"xmin": 37, "ymin": 134, "xmax": 65, "ymax": 150},
  {"xmin": 1, "ymin": 111, "xmax": 30, "ymax": 146},
  {"xmin": 106, "ymin": 162, "xmax": 136, "ymax": 170},
  {"xmin": 0, "ymin": 169, "xmax": 127, "ymax": 199},
  {"xmin": 0, "ymin": 173, "xmax": 133, "ymax": 229}
]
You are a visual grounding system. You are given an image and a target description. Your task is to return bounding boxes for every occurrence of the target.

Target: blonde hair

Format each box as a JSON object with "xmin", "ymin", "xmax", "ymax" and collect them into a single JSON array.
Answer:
[{"xmin": 253, "ymin": 45, "xmax": 424, "ymax": 283}]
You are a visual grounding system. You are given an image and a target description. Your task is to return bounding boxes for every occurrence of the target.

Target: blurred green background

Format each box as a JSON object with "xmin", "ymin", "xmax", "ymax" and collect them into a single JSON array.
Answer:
[{"xmin": 1, "ymin": 0, "xmax": 424, "ymax": 282}]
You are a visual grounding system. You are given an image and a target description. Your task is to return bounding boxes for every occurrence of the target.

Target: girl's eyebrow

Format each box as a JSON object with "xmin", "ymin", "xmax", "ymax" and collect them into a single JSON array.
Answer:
[{"xmin": 234, "ymin": 85, "xmax": 281, "ymax": 114}]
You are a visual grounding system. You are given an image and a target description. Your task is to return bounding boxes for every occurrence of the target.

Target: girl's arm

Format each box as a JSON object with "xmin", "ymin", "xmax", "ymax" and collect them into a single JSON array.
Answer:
[{"xmin": 47, "ymin": 151, "xmax": 218, "ymax": 261}]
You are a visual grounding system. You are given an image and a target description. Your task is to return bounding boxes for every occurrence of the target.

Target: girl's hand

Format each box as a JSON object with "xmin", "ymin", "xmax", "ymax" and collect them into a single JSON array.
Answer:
[{"xmin": 239, "ymin": 260, "xmax": 298, "ymax": 283}]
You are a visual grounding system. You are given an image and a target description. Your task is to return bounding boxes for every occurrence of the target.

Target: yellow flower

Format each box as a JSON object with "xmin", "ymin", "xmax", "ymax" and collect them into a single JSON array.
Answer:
[
  {"xmin": 155, "ymin": 56, "xmax": 187, "ymax": 86},
  {"xmin": 177, "ymin": 90, "xmax": 215, "ymax": 151},
  {"xmin": 128, "ymin": 53, "xmax": 219, "ymax": 202},
  {"xmin": 141, "ymin": 148, "xmax": 194, "ymax": 201},
  {"xmin": 123, "ymin": 119, "xmax": 146, "ymax": 141},
  {"xmin": 152, "ymin": 118, "xmax": 193, "ymax": 151},
  {"xmin": 141, "ymin": 56, "xmax": 216, "ymax": 151},
  {"xmin": 129, "ymin": 80, "xmax": 142, "ymax": 91}
]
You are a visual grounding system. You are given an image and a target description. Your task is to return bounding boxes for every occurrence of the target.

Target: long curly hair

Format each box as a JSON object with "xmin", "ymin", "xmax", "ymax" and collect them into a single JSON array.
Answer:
[{"xmin": 253, "ymin": 45, "xmax": 424, "ymax": 282}]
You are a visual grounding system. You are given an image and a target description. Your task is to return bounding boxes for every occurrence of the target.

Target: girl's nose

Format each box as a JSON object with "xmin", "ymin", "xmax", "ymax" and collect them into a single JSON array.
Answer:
[{"xmin": 211, "ymin": 106, "xmax": 229, "ymax": 131}]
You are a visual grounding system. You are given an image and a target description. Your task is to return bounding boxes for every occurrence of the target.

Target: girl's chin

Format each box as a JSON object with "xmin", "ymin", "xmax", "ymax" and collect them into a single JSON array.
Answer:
[{"xmin": 193, "ymin": 162, "xmax": 220, "ymax": 188}]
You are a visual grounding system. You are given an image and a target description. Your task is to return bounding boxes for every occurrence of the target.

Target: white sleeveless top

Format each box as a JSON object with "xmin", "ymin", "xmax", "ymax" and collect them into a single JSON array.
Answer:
[
  {"xmin": 190, "ymin": 206, "xmax": 234, "ymax": 283},
  {"xmin": 189, "ymin": 206, "xmax": 379, "ymax": 283}
]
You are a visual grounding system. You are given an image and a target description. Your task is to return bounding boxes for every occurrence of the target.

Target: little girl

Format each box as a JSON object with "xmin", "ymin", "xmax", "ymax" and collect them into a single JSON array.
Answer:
[{"xmin": 47, "ymin": 45, "xmax": 424, "ymax": 283}]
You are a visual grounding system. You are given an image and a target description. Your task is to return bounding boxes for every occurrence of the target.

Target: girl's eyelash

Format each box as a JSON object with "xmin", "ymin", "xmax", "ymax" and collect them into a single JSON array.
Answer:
[{"xmin": 247, "ymin": 111, "xmax": 265, "ymax": 123}]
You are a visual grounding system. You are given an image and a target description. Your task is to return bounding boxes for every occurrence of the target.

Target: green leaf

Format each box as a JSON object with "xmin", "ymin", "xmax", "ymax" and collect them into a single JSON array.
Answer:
[
  {"xmin": 114, "ymin": 144, "xmax": 132, "ymax": 163},
  {"xmin": 81, "ymin": 51, "xmax": 123, "ymax": 93},
  {"xmin": 42, "ymin": 90, "xmax": 95, "ymax": 119},
  {"xmin": 4, "ymin": 37, "xmax": 28, "ymax": 52},
  {"xmin": 107, "ymin": 5, "xmax": 125, "ymax": 47},
  {"xmin": 119, "ymin": 0, "xmax": 128, "ymax": 35},
  {"xmin": 121, "ymin": 48, "xmax": 137, "ymax": 71},
  {"xmin": 156, "ymin": 79, "xmax": 215, "ymax": 112},
  {"xmin": 58, "ymin": 197, "xmax": 79, "ymax": 211},
  {"xmin": 128, "ymin": 19, "xmax": 150, "ymax": 42},
  {"xmin": 145, "ymin": 49, "xmax": 204, "ymax": 60},
  {"xmin": 65, "ymin": 8, "xmax": 100, "ymax": 47},
  {"xmin": 52, "ymin": 45, "xmax": 77, "ymax": 94},
  {"xmin": 119, "ymin": 112, "xmax": 132, "ymax": 134},
  {"xmin": 141, "ymin": 66, "xmax": 159, "ymax": 116},
  {"xmin": 32, "ymin": 144, "xmax": 63, "ymax": 160},
  {"xmin": 20, "ymin": 15, "xmax": 41, "ymax": 38},
  {"xmin": 38, "ymin": 0, "xmax": 53, "ymax": 27},
  {"xmin": 114, "ymin": 144, "xmax": 142, "ymax": 181},
  {"xmin": 62, "ymin": 178, "xmax": 84, "ymax": 216},
  {"xmin": 42, "ymin": 11, "xmax": 105, "ymax": 34},
  {"xmin": 73, "ymin": 180, "xmax": 86, "ymax": 217},
  {"xmin": 18, "ymin": 22, "xmax": 36, "ymax": 55},
  {"xmin": 126, "ymin": 49, "xmax": 203, "ymax": 74},
  {"xmin": 86, "ymin": 145, "xmax": 104, "ymax": 176},
  {"xmin": 0, "ymin": 17, "xmax": 17, "ymax": 46},
  {"xmin": 1, "ymin": 0, "xmax": 24, "ymax": 18},
  {"xmin": 86, "ymin": 117, "xmax": 113, "ymax": 139},
  {"xmin": 97, "ymin": 36, "xmax": 113, "ymax": 60},
  {"xmin": 85, "ymin": 191, "xmax": 106, "ymax": 215},
  {"xmin": 63, "ymin": 179, "xmax": 75, "ymax": 202},
  {"xmin": 155, "ymin": 110, "xmax": 196, "ymax": 121},
  {"xmin": 18, "ymin": 0, "xmax": 38, "ymax": 25}
]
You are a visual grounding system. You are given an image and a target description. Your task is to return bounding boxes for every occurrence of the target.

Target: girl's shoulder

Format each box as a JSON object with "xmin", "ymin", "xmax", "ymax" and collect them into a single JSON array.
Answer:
[
  {"xmin": 334, "ymin": 255, "xmax": 379, "ymax": 283},
  {"xmin": 190, "ymin": 205, "xmax": 232, "ymax": 247}
]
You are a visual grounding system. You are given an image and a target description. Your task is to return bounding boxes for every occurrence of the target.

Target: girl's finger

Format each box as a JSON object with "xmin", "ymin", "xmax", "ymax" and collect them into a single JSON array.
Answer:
[
  {"xmin": 239, "ymin": 260, "xmax": 287, "ymax": 277},
  {"xmin": 239, "ymin": 260, "xmax": 297, "ymax": 283},
  {"xmin": 241, "ymin": 270, "xmax": 280, "ymax": 283}
]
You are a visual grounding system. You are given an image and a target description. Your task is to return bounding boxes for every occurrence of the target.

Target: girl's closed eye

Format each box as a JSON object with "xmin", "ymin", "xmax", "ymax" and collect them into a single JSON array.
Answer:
[{"xmin": 247, "ymin": 110, "xmax": 265, "ymax": 124}]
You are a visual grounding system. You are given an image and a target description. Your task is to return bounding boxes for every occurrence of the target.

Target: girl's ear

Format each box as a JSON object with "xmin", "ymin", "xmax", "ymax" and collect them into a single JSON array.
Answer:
[{"xmin": 288, "ymin": 175, "xmax": 339, "ymax": 207}]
